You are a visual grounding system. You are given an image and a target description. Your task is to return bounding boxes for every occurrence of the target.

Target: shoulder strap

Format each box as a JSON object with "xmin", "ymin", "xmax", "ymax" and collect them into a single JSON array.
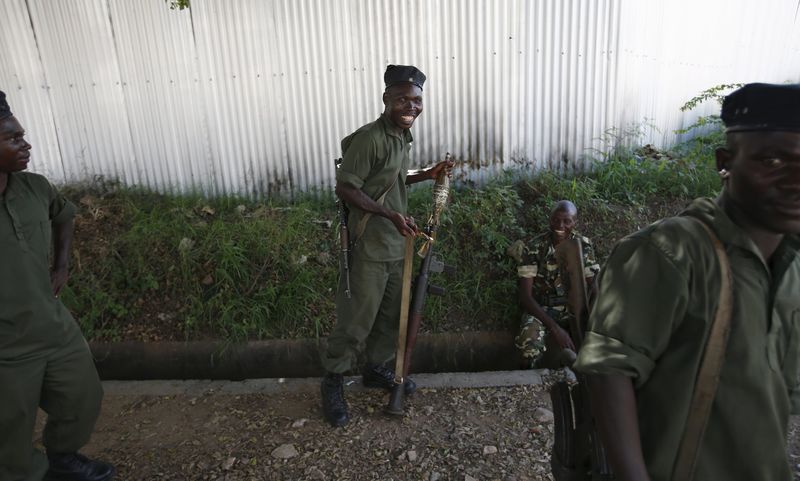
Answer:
[
  {"xmin": 352, "ymin": 168, "xmax": 401, "ymax": 243},
  {"xmin": 671, "ymin": 217, "xmax": 734, "ymax": 481}
]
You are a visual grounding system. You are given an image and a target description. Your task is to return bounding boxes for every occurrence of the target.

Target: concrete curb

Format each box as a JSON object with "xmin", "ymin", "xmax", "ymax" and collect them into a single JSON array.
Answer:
[
  {"xmin": 90, "ymin": 331, "xmax": 520, "ymax": 380},
  {"xmin": 100, "ymin": 369, "xmax": 546, "ymax": 396}
]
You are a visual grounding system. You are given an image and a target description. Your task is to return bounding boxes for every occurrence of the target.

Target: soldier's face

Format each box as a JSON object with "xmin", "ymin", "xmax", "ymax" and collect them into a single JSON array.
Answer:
[
  {"xmin": 383, "ymin": 84, "xmax": 423, "ymax": 130},
  {"xmin": 717, "ymin": 131, "xmax": 800, "ymax": 234},
  {"xmin": 0, "ymin": 117, "xmax": 31, "ymax": 173},
  {"xmin": 550, "ymin": 210, "xmax": 576, "ymax": 242}
]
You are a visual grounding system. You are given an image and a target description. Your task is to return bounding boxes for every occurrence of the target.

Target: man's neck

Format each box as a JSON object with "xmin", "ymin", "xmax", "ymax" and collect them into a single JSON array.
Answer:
[{"xmin": 0, "ymin": 172, "xmax": 7, "ymax": 196}]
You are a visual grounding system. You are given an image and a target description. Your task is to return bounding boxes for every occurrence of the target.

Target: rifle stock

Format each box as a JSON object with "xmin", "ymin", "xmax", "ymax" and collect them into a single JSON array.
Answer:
[
  {"xmin": 334, "ymin": 157, "xmax": 352, "ymax": 298},
  {"xmin": 551, "ymin": 238, "xmax": 613, "ymax": 481},
  {"xmin": 386, "ymin": 155, "xmax": 453, "ymax": 417}
]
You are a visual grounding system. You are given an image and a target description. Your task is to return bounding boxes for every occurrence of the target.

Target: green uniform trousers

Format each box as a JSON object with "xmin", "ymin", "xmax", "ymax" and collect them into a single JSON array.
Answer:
[
  {"xmin": 321, "ymin": 256, "xmax": 404, "ymax": 374},
  {"xmin": 0, "ymin": 327, "xmax": 103, "ymax": 481}
]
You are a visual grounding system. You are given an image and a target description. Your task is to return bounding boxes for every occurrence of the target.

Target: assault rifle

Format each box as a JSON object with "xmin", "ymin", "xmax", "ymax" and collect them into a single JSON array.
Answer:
[
  {"xmin": 386, "ymin": 156, "xmax": 454, "ymax": 416},
  {"xmin": 334, "ymin": 157, "xmax": 351, "ymax": 298},
  {"xmin": 550, "ymin": 238, "xmax": 613, "ymax": 481}
]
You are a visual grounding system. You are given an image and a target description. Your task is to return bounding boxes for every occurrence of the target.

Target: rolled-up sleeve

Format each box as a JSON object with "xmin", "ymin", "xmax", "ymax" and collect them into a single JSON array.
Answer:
[
  {"xmin": 47, "ymin": 181, "xmax": 76, "ymax": 224},
  {"xmin": 337, "ymin": 132, "xmax": 376, "ymax": 189},
  {"xmin": 575, "ymin": 236, "xmax": 689, "ymax": 387}
]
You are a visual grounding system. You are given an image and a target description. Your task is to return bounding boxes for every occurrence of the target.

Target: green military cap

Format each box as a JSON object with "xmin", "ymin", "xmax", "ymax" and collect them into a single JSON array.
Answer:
[
  {"xmin": 384, "ymin": 65, "xmax": 426, "ymax": 90},
  {"xmin": 722, "ymin": 83, "xmax": 800, "ymax": 132}
]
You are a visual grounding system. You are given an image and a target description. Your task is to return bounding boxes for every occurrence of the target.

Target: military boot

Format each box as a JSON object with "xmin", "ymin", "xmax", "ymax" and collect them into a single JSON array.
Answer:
[
  {"xmin": 320, "ymin": 372, "xmax": 350, "ymax": 427},
  {"xmin": 45, "ymin": 452, "xmax": 116, "ymax": 481},
  {"xmin": 362, "ymin": 363, "xmax": 417, "ymax": 396}
]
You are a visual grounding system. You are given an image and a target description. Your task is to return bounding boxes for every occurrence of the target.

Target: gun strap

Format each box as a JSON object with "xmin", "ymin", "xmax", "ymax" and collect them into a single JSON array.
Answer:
[
  {"xmin": 672, "ymin": 217, "xmax": 733, "ymax": 481},
  {"xmin": 393, "ymin": 235, "xmax": 416, "ymax": 384},
  {"xmin": 352, "ymin": 168, "xmax": 401, "ymax": 244}
]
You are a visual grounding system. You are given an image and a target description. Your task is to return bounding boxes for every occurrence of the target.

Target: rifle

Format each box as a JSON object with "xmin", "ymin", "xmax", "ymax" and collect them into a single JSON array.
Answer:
[
  {"xmin": 386, "ymin": 154, "xmax": 454, "ymax": 416},
  {"xmin": 550, "ymin": 238, "xmax": 613, "ymax": 481},
  {"xmin": 334, "ymin": 158, "xmax": 352, "ymax": 298}
]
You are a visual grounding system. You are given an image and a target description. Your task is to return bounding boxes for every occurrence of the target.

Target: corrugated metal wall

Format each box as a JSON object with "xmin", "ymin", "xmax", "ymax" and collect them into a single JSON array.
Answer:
[{"xmin": 1, "ymin": 0, "xmax": 799, "ymax": 197}]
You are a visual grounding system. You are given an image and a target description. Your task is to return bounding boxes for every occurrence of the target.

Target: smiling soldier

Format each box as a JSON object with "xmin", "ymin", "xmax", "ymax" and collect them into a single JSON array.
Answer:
[
  {"xmin": 0, "ymin": 91, "xmax": 115, "ymax": 480},
  {"xmin": 576, "ymin": 83, "xmax": 800, "ymax": 481},
  {"xmin": 319, "ymin": 65, "xmax": 453, "ymax": 427}
]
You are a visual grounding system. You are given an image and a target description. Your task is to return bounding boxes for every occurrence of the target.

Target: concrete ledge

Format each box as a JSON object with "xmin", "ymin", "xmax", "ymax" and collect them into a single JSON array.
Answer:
[{"xmin": 90, "ymin": 331, "xmax": 518, "ymax": 380}]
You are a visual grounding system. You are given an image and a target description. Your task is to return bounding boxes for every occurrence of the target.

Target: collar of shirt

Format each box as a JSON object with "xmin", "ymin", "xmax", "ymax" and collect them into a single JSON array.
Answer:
[{"xmin": 378, "ymin": 114, "xmax": 413, "ymax": 143}]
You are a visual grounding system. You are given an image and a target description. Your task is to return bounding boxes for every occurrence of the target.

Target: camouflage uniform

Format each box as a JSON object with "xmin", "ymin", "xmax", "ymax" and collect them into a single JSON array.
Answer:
[{"xmin": 510, "ymin": 231, "xmax": 600, "ymax": 366}]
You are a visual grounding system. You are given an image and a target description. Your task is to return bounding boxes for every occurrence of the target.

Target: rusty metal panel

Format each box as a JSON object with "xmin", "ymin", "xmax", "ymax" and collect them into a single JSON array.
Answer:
[{"xmin": 1, "ymin": 0, "xmax": 799, "ymax": 197}]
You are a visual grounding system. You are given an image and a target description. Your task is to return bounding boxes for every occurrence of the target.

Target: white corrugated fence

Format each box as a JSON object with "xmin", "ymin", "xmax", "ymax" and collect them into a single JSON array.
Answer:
[{"xmin": 1, "ymin": 0, "xmax": 799, "ymax": 197}]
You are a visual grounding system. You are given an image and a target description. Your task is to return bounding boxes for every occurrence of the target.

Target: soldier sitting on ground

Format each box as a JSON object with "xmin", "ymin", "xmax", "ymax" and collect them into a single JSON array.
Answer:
[{"xmin": 508, "ymin": 200, "xmax": 600, "ymax": 369}]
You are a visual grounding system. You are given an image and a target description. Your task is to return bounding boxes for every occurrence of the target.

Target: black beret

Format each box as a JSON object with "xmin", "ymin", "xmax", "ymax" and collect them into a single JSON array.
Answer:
[
  {"xmin": 721, "ymin": 83, "xmax": 800, "ymax": 133},
  {"xmin": 384, "ymin": 65, "xmax": 426, "ymax": 90},
  {"xmin": 0, "ymin": 90, "xmax": 12, "ymax": 121}
]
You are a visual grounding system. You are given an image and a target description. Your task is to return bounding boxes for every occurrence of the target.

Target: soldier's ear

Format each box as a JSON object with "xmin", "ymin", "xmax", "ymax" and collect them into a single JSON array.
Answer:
[{"xmin": 715, "ymin": 146, "xmax": 732, "ymax": 173}]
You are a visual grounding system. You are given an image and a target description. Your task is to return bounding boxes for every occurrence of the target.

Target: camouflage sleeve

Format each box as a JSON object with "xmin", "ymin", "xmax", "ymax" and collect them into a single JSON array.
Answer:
[
  {"xmin": 581, "ymin": 236, "xmax": 601, "ymax": 278},
  {"xmin": 516, "ymin": 241, "xmax": 539, "ymax": 279}
]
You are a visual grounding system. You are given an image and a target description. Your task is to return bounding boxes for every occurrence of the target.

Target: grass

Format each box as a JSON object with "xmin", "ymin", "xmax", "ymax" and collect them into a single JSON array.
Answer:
[{"xmin": 59, "ymin": 138, "xmax": 721, "ymax": 343}]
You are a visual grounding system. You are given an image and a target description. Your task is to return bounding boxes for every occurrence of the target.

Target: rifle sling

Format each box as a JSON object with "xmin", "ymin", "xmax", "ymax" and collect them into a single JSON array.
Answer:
[
  {"xmin": 393, "ymin": 235, "xmax": 416, "ymax": 384},
  {"xmin": 671, "ymin": 217, "xmax": 734, "ymax": 481},
  {"xmin": 352, "ymin": 168, "xmax": 401, "ymax": 245}
]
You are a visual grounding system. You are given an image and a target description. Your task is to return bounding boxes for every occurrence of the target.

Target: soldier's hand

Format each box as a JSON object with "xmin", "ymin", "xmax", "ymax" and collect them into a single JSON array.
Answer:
[
  {"xmin": 551, "ymin": 325, "xmax": 576, "ymax": 352},
  {"xmin": 428, "ymin": 158, "xmax": 455, "ymax": 180},
  {"xmin": 390, "ymin": 212, "xmax": 418, "ymax": 237},
  {"xmin": 51, "ymin": 266, "xmax": 69, "ymax": 297}
]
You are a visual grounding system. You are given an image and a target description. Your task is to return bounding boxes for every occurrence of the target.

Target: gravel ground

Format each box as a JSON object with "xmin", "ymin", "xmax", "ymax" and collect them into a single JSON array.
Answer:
[{"xmin": 33, "ymin": 377, "xmax": 800, "ymax": 481}]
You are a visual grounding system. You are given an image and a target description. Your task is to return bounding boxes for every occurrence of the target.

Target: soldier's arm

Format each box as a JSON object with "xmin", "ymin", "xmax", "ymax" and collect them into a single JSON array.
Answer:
[
  {"xmin": 587, "ymin": 373, "xmax": 652, "ymax": 481},
  {"xmin": 518, "ymin": 277, "xmax": 575, "ymax": 351},
  {"xmin": 405, "ymin": 158, "xmax": 454, "ymax": 185},
  {"xmin": 51, "ymin": 216, "xmax": 74, "ymax": 295},
  {"xmin": 335, "ymin": 181, "xmax": 417, "ymax": 237}
]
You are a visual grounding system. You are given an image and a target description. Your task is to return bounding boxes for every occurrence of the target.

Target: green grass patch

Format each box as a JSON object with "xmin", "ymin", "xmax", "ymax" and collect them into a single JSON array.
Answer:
[{"xmin": 60, "ymin": 142, "xmax": 721, "ymax": 342}]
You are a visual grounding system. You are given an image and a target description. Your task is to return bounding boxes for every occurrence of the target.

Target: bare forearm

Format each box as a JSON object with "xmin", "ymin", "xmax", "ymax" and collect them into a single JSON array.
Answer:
[
  {"xmin": 586, "ymin": 374, "xmax": 651, "ymax": 481},
  {"xmin": 335, "ymin": 183, "xmax": 393, "ymax": 219},
  {"xmin": 52, "ymin": 219, "xmax": 74, "ymax": 269},
  {"xmin": 405, "ymin": 168, "xmax": 433, "ymax": 185}
]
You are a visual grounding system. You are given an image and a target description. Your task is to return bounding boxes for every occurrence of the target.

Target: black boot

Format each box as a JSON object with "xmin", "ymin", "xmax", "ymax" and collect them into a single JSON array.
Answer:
[
  {"xmin": 321, "ymin": 372, "xmax": 350, "ymax": 427},
  {"xmin": 362, "ymin": 363, "xmax": 417, "ymax": 396},
  {"xmin": 45, "ymin": 453, "xmax": 115, "ymax": 481}
]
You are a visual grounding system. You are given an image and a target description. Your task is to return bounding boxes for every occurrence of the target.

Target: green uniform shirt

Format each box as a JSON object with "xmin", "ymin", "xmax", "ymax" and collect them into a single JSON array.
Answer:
[
  {"xmin": 0, "ymin": 172, "xmax": 78, "ymax": 359},
  {"xmin": 336, "ymin": 114, "xmax": 411, "ymax": 262},
  {"xmin": 575, "ymin": 197, "xmax": 800, "ymax": 481}
]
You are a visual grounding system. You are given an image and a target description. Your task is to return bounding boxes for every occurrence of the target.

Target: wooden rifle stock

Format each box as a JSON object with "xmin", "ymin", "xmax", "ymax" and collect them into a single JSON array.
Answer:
[
  {"xmin": 386, "ymin": 237, "xmax": 438, "ymax": 415},
  {"xmin": 386, "ymin": 156, "xmax": 453, "ymax": 416},
  {"xmin": 550, "ymin": 238, "xmax": 613, "ymax": 481}
]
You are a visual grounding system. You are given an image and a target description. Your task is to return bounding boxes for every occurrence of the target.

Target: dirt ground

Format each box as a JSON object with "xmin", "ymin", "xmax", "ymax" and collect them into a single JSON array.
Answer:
[
  {"xmin": 36, "ymin": 383, "xmax": 555, "ymax": 481},
  {"xmin": 33, "ymin": 379, "xmax": 800, "ymax": 481}
]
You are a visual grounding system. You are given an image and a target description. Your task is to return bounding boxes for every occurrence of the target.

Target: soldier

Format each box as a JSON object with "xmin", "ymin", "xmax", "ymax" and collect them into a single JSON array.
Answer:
[
  {"xmin": 0, "ymin": 91, "xmax": 115, "ymax": 480},
  {"xmin": 575, "ymin": 83, "xmax": 800, "ymax": 481},
  {"xmin": 509, "ymin": 200, "xmax": 599, "ymax": 368},
  {"xmin": 320, "ymin": 65, "xmax": 453, "ymax": 427}
]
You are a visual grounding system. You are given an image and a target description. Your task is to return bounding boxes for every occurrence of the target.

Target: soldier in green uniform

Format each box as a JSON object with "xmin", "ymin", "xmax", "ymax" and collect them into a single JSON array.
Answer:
[
  {"xmin": 575, "ymin": 83, "xmax": 800, "ymax": 481},
  {"xmin": 0, "ymin": 91, "xmax": 114, "ymax": 480},
  {"xmin": 509, "ymin": 200, "xmax": 599, "ymax": 368},
  {"xmin": 320, "ymin": 65, "xmax": 453, "ymax": 427}
]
